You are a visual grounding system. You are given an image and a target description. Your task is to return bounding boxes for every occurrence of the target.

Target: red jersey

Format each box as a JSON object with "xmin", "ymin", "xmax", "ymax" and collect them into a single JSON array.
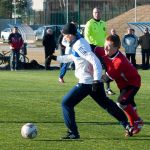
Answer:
[
  {"xmin": 95, "ymin": 47, "xmax": 141, "ymax": 89},
  {"xmin": 9, "ymin": 33, "xmax": 23, "ymax": 50}
]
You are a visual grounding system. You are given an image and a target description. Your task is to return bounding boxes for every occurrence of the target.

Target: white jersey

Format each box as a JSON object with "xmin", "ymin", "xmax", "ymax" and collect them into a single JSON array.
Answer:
[{"xmin": 57, "ymin": 37, "xmax": 102, "ymax": 84}]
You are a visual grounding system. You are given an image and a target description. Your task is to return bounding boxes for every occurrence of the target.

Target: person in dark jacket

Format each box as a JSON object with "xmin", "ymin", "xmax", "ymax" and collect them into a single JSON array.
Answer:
[
  {"xmin": 8, "ymin": 26, "xmax": 23, "ymax": 71},
  {"xmin": 42, "ymin": 28, "xmax": 56, "ymax": 70},
  {"xmin": 110, "ymin": 28, "xmax": 121, "ymax": 44},
  {"xmin": 138, "ymin": 27, "xmax": 150, "ymax": 70}
]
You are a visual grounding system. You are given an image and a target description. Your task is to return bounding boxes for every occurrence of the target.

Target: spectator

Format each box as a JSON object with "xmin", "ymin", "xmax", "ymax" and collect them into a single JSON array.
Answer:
[
  {"xmin": 8, "ymin": 26, "xmax": 23, "ymax": 71},
  {"xmin": 110, "ymin": 28, "xmax": 121, "ymax": 43},
  {"xmin": 122, "ymin": 28, "xmax": 138, "ymax": 68},
  {"xmin": 138, "ymin": 27, "xmax": 150, "ymax": 70},
  {"xmin": 42, "ymin": 28, "xmax": 56, "ymax": 70},
  {"xmin": 84, "ymin": 7, "xmax": 115, "ymax": 95},
  {"xmin": 50, "ymin": 23, "xmax": 134, "ymax": 139},
  {"xmin": 20, "ymin": 42, "xmax": 27, "ymax": 63}
]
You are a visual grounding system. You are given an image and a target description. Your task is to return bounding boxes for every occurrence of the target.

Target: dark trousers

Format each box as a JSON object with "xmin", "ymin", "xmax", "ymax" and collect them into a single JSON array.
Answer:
[
  {"xmin": 44, "ymin": 48, "xmax": 54, "ymax": 70},
  {"xmin": 126, "ymin": 53, "xmax": 136, "ymax": 67},
  {"xmin": 61, "ymin": 82, "xmax": 129, "ymax": 135},
  {"xmin": 141, "ymin": 49, "xmax": 150, "ymax": 69},
  {"xmin": 10, "ymin": 50, "xmax": 20, "ymax": 70}
]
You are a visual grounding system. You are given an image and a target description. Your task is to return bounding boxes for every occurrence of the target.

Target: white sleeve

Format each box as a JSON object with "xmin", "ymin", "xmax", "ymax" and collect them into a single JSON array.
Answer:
[
  {"xmin": 65, "ymin": 46, "xmax": 72, "ymax": 54},
  {"xmin": 57, "ymin": 55, "xmax": 73, "ymax": 63},
  {"xmin": 84, "ymin": 52, "xmax": 102, "ymax": 80}
]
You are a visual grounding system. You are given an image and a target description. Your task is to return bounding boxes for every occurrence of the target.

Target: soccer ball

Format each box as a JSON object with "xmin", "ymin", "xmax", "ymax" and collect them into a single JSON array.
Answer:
[{"xmin": 21, "ymin": 123, "xmax": 37, "ymax": 139}]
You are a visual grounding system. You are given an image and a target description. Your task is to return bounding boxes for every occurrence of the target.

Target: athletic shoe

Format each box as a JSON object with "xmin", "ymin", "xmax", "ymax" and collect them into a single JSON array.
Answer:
[
  {"xmin": 59, "ymin": 78, "xmax": 65, "ymax": 83},
  {"xmin": 125, "ymin": 125, "xmax": 134, "ymax": 137},
  {"xmin": 106, "ymin": 89, "xmax": 115, "ymax": 95},
  {"xmin": 132, "ymin": 118, "xmax": 144, "ymax": 135},
  {"xmin": 61, "ymin": 131, "xmax": 80, "ymax": 140}
]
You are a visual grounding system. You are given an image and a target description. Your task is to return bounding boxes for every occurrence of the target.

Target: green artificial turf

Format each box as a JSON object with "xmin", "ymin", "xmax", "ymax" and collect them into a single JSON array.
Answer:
[{"xmin": 0, "ymin": 70, "xmax": 149, "ymax": 150}]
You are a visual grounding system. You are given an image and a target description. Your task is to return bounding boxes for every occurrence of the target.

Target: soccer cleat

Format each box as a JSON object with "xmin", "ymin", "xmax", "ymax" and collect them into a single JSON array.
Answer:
[
  {"xmin": 106, "ymin": 89, "xmax": 115, "ymax": 95},
  {"xmin": 125, "ymin": 125, "xmax": 134, "ymax": 137},
  {"xmin": 132, "ymin": 118, "xmax": 144, "ymax": 135},
  {"xmin": 58, "ymin": 78, "xmax": 65, "ymax": 83},
  {"xmin": 61, "ymin": 131, "xmax": 80, "ymax": 140}
]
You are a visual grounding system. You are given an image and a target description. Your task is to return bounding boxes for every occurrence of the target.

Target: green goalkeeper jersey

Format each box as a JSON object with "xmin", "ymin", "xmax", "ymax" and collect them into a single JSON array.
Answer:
[{"xmin": 84, "ymin": 18, "xmax": 106, "ymax": 47}]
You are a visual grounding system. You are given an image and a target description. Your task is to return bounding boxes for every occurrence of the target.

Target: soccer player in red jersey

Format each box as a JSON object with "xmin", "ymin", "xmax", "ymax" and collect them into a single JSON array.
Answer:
[{"xmin": 94, "ymin": 35, "xmax": 144, "ymax": 135}]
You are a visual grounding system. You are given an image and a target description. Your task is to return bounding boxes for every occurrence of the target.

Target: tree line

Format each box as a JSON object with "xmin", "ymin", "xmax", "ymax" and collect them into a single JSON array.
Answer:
[{"xmin": 0, "ymin": 0, "xmax": 32, "ymax": 19}]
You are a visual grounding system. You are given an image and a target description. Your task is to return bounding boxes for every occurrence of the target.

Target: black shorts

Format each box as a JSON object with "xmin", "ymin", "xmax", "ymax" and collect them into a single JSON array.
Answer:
[{"xmin": 117, "ymin": 86, "xmax": 140, "ymax": 106}]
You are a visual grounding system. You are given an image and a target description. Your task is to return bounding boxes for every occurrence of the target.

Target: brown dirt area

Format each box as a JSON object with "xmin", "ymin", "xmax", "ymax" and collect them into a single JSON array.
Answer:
[
  {"xmin": 0, "ymin": 41, "xmax": 142, "ymax": 65},
  {"xmin": 0, "ymin": 42, "xmax": 60, "ymax": 66},
  {"xmin": 106, "ymin": 5, "xmax": 150, "ymax": 39}
]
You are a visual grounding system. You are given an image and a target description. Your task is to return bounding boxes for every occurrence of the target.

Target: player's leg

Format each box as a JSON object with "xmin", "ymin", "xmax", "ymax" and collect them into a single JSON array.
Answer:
[
  {"xmin": 117, "ymin": 86, "xmax": 143, "ymax": 134},
  {"xmin": 59, "ymin": 63, "xmax": 69, "ymax": 83},
  {"xmin": 130, "ymin": 99, "xmax": 137, "ymax": 112},
  {"xmin": 61, "ymin": 83, "xmax": 91, "ymax": 139},
  {"xmin": 105, "ymin": 82, "xmax": 115, "ymax": 95},
  {"xmin": 90, "ymin": 82, "xmax": 132, "ymax": 136}
]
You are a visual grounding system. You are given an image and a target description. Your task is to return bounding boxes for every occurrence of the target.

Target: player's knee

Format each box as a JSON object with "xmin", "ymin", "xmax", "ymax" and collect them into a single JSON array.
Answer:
[
  {"xmin": 116, "ymin": 102, "xmax": 127, "ymax": 110},
  {"xmin": 61, "ymin": 96, "xmax": 71, "ymax": 108},
  {"xmin": 61, "ymin": 97, "xmax": 67, "ymax": 107}
]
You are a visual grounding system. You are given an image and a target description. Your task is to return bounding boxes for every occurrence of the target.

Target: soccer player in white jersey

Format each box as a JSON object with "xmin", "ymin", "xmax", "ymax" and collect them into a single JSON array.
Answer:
[{"xmin": 49, "ymin": 23, "xmax": 134, "ymax": 139}]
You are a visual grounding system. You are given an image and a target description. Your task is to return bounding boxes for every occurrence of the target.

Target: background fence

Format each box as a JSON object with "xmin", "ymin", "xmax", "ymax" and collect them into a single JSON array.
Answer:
[{"xmin": 29, "ymin": 0, "xmax": 150, "ymax": 26}]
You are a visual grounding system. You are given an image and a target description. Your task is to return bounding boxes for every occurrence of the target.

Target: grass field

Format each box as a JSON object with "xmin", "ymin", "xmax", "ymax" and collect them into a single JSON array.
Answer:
[{"xmin": 0, "ymin": 70, "xmax": 150, "ymax": 150}]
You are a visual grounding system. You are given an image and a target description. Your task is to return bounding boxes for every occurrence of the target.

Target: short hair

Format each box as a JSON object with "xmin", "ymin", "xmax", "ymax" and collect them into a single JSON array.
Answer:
[
  {"xmin": 14, "ymin": 26, "xmax": 18, "ymax": 29},
  {"xmin": 144, "ymin": 27, "xmax": 149, "ymax": 32},
  {"xmin": 93, "ymin": 7, "xmax": 101, "ymax": 13},
  {"xmin": 62, "ymin": 23, "xmax": 77, "ymax": 35},
  {"xmin": 47, "ymin": 28, "xmax": 52, "ymax": 33},
  {"xmin": 132, "ymin": 29, "xmax": 135, "ymax": 32},
  {"xmin": 93, "ymin": 7, "xmax": 100, "ymax": 11},
  {"xmin": 106, "ymin": 35, "xmax": 121, "ymax": 48}
]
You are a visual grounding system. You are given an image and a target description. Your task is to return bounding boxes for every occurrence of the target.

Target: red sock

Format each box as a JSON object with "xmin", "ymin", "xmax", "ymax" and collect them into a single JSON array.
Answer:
[{"xmin": 123, "ymin": 104, "xmax": 139, "ymax": 126}]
